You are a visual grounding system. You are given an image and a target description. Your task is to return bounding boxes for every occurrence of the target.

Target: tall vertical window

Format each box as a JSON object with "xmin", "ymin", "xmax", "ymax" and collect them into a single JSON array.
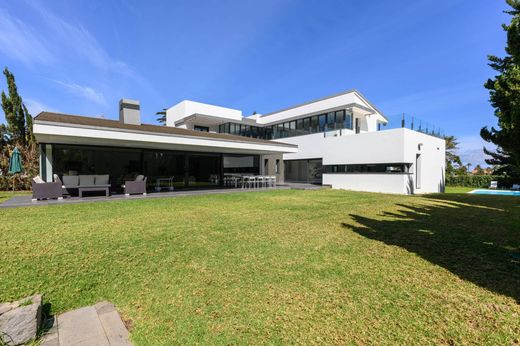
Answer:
[
  {"xmin": 318, "ymin": 114, "xmax": 326, "ymax": 131},
  {"xmin": 326, "ymin": 112, "xmax": 335, "ymax": 130},
  {"xmin": 344, "ymin": 111, "xmax": 353, "ymax": 130},
  {"xmin": 275, "ymin": 159, "xmax": 280, "ymax": 174}
]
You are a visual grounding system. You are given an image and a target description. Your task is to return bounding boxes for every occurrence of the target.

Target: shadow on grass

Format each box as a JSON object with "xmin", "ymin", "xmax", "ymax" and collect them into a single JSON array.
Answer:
[{"xmin": 343, "ymin": 193, "xmax": 520, "ymax": 302}]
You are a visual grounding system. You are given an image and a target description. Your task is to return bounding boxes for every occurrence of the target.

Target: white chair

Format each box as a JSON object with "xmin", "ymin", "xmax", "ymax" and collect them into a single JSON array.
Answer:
[
  {"xmin": 489, "ymin": 181, "xmax": 498, "ymax": 189},
  {"xmin": 257, "ymin": 176, "xmax": 266, "ymax": 189},
  {"xmin": 512, "ymin": 184, "xmax": 520, "ymax": 191},
  {"xmin": 269, "ymin": 176, "xmax": 276, "ymax": 188}
]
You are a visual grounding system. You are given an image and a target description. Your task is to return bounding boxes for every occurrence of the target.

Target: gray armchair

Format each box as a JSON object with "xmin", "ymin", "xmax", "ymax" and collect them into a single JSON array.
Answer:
[
  {"xmin": 32, "ymin": 176, "xmax": 63, "ymax": 201},
  {"xmin": 123, "ymin": 175, "xmax": 147, "ymax": 196}
]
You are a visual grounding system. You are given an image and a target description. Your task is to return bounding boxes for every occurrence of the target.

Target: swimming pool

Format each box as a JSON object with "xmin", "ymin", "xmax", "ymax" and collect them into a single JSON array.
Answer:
[{"xmin": 469, "ymin": 189, "xmax": 520, "ymax": 196}]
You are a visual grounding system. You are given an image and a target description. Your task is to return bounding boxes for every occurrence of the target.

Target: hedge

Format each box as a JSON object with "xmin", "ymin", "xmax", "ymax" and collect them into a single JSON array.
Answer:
[{"xmin": 445, "ymin": 175, "xmax": 518, "ymax": 188}]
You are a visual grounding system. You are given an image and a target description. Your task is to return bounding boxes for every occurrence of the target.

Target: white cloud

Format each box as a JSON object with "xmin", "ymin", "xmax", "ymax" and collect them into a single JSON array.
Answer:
[
  {"xmin": 0, "ymin": 1, "xmax": 145, "ymax": 82},
  {"xmin": 53, "ymin": 80, "xmax": 107, "ymax": 106},
  {"xmin": 0, "ymin": 8, "xmax": 54, "ymax": 65}
]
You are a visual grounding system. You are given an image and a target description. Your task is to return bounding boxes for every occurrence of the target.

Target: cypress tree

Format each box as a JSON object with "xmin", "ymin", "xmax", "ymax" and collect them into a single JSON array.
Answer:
[{"xmin": 481, "ymin": 0, "xmax": 520, "ymax": 178}]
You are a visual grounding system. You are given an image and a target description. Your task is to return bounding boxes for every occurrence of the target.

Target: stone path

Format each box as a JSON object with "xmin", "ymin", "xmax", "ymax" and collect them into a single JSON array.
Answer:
[{"xmin": 41, "ymin": 301, "xmax": 131, "ymax": 346}]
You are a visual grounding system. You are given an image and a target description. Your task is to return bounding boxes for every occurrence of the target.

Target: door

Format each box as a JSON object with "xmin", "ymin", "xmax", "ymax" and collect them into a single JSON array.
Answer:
[{"xmin": 415, "ymin": 154, "xmax": 422, "ymax": 189}]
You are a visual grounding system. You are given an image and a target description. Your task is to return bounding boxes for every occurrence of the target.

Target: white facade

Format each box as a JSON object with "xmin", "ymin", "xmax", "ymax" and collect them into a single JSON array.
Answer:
[
  {"xmin": 33, "ymin": 91, "xmax": 445, "ymax": 194},
  {"xmin": 164, "ymin": 89, "xmax": 446, "ymax": 194}
]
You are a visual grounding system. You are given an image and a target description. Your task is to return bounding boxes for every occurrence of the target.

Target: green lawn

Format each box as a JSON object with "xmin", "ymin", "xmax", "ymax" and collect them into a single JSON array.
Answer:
[
  {"xmin": 445, "ymin": 186, "xmax": 475, "ymax": 193},
  {"xmin": 0, "ymin": 189, "xmax": 519, "ymax": 345}
]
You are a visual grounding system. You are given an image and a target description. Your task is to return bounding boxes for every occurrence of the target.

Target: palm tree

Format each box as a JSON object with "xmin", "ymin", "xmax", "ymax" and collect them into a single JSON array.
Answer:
[{"xmin": 156, "ymin": 109, "xmax": 167, "ymax": 125}]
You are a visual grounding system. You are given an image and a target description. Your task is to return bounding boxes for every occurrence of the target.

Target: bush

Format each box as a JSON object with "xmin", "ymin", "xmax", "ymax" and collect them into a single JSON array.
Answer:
[{"xmin": 445, "ymin": 175, "xmax": 517, "ymax": 188}]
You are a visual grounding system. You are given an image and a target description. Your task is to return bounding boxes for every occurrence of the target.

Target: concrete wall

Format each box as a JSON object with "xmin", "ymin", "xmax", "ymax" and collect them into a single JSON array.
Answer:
[
  {"xmin": 277, "ymin": 128, "xmax": 445, "ymax": 194},
  {"xmin": 323, "ymin": 174, "xmax": 410, "ymax": 194},
  {"xmin": 261, "ymin": 153, "xmax": 284, "ymax": 184}
]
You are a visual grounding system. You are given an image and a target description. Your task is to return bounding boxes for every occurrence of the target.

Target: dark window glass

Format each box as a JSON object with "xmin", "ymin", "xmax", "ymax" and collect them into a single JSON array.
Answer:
[
  {"xmin": 335, "ymin": 110, "xmax": 345, "ymax": 128},
  {"xmin": 323, "ymin": 163, "xmax": 409, "ymax": 174},
  {"xmin": 276, "ymin": 123, "xmax": 284, "ymax": 139},
  {"xmin": 289, "ymin": 121, "xmax": 296, "ymax": 136},
  {"xmin": 296, "ymin": 119, "xmax": 304, "ymax": 131},
  {"xmin": 194, "ymin": 125, "xmax": 209, "ymax": 132},
  {"xmin": 318, "ymin": 114, "xmax": 326, "ymax": 131},
  {"xmin": 326, "ymin": 112, "xmax": 335, "ymax": 130},
  {"xmin": 303, "ymin": 117, "xmax": 310, "ymax": 132},
  {"xmin": 311, "ymin": 116, "xmax": 318, "ymax": 132},
  {"xmin": 344, "ymin": 110, "xmax": 353, "ymax": 130}
]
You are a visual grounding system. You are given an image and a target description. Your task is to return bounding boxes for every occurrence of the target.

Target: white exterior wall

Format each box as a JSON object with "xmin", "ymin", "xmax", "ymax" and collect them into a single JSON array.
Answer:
[
  {"xmin": 323, "ymin": 174, "xmax": 410, "ymax": 194},
  {"xmin": 278, "ymin": 128, "xmax": 445, "ymax": 194},
  {"xmin": 166, "ymin": 100, "xmax": 242, "ymax": 127},
  {"xmin": 256, "ymin": 91, "xmax": 386, "ymax": 125}
]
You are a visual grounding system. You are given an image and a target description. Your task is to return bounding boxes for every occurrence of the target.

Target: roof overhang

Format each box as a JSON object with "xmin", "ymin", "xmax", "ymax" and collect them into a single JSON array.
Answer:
[{"xmin": 34, "ymin": 121, "xmax": 297, "ymax": 155}]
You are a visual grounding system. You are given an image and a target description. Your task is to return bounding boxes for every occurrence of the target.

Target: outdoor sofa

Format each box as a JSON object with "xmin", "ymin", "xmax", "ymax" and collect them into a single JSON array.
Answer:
[
  {"xmin": 122, "ymin": 175, "xmax": 147, "ymax": 196},
  {"xmin": 32, "ymin": 176, "xmax": 63, "ymax": 201},
  {"xmin": 59, "ymin": 174, "xmax": 111, "ymax": 197}
]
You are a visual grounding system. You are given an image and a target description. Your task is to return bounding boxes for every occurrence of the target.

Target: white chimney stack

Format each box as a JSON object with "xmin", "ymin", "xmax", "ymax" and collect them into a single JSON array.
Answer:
[{"xmin": 119, "ymin": 98, "xmax": 141, "ymax": 125}]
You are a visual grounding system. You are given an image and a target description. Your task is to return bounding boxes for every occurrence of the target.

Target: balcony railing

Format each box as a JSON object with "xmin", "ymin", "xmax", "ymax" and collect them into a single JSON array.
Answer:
[{"xmin": 381, "ymin": 113, "xmax": 445, "ymax": 138}]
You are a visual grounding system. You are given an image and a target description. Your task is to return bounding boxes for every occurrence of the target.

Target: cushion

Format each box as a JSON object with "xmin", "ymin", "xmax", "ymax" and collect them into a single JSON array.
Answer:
[
  {"xmin": 62, "ymin": 175, "xmax": 79, "ymax": 187},
  {"xmin": 94, "ymin": 174, "xmax": 109, "ymax": 185},
  {"xmin": 79, "ymin": 175, "xmax": 95, "ymax": 186},
  {"xmin": 33, "ymin": 176, "xmax": 45, "ymax": 184},
  {"xmin": 135, "ymin": 174, "xmax": 145, "ymax": 181},
  {"xmin": 53, "ymin": 174, "xmax": 60, "ymax": 182}
]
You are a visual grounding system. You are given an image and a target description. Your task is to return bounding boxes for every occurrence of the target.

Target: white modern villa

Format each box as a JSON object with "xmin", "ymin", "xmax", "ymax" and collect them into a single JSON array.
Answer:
[{"xmin": 33, "ymin": 90, "xmax": 445, "ymax": 194}]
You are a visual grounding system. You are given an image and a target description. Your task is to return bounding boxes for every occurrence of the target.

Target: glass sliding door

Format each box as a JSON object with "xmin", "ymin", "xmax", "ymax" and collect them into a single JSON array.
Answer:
[
  {"xmin": 284, "ymin": 159, "xmax": 323, "ymax": 184},
  {"xmin": 143, "ymin": 151, "xmax": 185, "ymax": 190},
  {"xmin": 187, "ymin": 154, "xmax": 221, "ymax": 188}
]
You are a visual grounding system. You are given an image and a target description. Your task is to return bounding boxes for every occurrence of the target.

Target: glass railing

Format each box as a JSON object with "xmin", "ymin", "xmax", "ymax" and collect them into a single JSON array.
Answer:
[{"xmin": 380, "ymin": 113, "xmax": 445, "ymax": 138}]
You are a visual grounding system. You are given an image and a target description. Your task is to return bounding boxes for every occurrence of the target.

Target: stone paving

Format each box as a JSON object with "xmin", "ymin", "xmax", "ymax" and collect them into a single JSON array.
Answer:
[{"xmin": 41, "ymin": 301, "xmax": 131, "ymax": 346}]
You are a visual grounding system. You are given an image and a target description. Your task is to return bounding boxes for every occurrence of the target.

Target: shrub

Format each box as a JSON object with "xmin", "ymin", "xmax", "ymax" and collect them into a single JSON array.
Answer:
[{"xmin": 445, "ymin": 175, "xmax": 517, "ymax": 188}]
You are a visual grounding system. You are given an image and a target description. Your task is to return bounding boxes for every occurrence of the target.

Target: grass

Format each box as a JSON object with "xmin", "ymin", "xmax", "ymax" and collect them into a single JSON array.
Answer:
[
  {"xmin": 445, "ymin": 186, "xmax": 475, "ymax": 193},
  {"xmin": 0, "ymin": 189, "xmax": 519, "ymax": 345}
]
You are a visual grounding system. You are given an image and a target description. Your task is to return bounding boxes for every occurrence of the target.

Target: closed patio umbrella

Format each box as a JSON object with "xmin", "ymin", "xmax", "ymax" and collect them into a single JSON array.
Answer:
[{"xmin": 8, "ymin": 147, "xmax": 23, "ymax": 192}]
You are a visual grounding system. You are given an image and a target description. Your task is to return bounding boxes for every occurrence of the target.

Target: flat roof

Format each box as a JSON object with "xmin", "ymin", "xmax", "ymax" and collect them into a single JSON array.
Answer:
[{"xmin": 34, "ymin": 112, "xmax": 297, "ymax": 148}]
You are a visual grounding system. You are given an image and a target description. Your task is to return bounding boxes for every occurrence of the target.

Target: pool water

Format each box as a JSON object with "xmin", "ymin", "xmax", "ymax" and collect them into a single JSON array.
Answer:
[{"xmin": 469, "ymin": 189, "xmax": 520, "ymax": 196}]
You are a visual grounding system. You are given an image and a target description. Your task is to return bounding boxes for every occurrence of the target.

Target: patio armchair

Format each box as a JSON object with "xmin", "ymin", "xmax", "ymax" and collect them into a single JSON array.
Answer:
[
  {"xmin": 512, "ymin": 184, "xmax": 520, "ymax": 191},
  {"xmin": 31, "ymin": 175, "xmax": 63, "ymax": 201},
  {"xmin": 489, "ymin": 181, "xmax": 498, "ymax": 189},
  {"xmin": 123, "ymin": 175, "xmax": 147, "ymax": 196}
]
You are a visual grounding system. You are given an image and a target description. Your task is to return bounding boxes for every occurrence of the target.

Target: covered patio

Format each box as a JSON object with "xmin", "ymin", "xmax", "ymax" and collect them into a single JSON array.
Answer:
[{"xmin": 32, "ymin": 111, "xmax": 297, "ymax": 199}]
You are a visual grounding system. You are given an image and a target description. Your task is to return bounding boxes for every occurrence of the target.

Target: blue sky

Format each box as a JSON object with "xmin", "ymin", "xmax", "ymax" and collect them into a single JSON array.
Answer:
[{"xmin": 0, "ymin": 0, "xmax": 509, "ymax": 166}]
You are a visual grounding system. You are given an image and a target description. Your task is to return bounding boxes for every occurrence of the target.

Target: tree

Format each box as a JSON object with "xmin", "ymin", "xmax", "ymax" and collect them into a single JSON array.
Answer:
[
  {"xmin": 156, "ymin": 109, "xmax": 167, "ymax": 125},
  {"xmin": 445, "ymin": 135, "xmax": 462, "ymax": 176},
  {"xmin": 0, "ymin": 68, "xmax": 34, "ymax": 146},
  {"xmin": 473, "ymin": 164, "xmax": 485, "ymax": 175},
  {"xmin": 481, "ymin": 0, "xmax": 520, "ymax": 178}
]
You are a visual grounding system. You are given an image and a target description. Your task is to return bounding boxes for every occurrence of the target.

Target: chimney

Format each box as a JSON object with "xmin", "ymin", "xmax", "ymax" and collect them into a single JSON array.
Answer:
[{"xmin": 119, "ymin": 98, "xmax": 141, "ymax": 125}]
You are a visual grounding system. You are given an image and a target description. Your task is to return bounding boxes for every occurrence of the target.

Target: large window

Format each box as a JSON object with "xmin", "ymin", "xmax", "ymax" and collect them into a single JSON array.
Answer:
[
  {"xmin": 285, "ymin": 159, "xmax": 323, "ymax": 183},
  {"xmin": 223, "ymin": 154, "xmax": 259, "ymax": 175},
  {"xmin": 52, "ymin": 144, "xmax": 260, "ymax": 191},
  {"xmin": 323, "ymin": 163, "xmax": 410, "ymax": 174},
  {"xmin": 218, "ymin": 109, "xmax": 354, "ymax": 140}
]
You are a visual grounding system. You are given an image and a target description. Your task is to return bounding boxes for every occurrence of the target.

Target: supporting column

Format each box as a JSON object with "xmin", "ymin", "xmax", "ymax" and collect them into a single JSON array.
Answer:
[
  {"xmin": 39, "ymin": 143, "xmax": 46, "ymax": 181},
  {"xmin": 45, "ymin": 144, "xmax": 53, "ymax": 182}
]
